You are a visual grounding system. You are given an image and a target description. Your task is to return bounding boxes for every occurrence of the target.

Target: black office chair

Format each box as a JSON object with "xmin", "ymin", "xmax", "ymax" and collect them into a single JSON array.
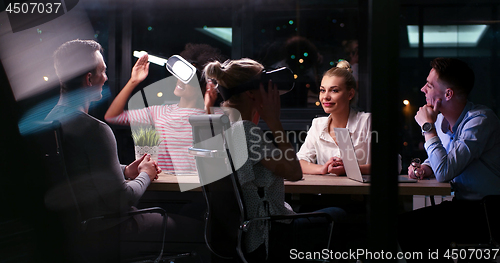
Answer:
[
  {"xmin": 188, "ymin": 114, "xmax": 335, "ymax": 263},
  {"xmin": 27, "ymin": 120, "xmax": 190, "ymax": 263},
  {"xmin": 449, "ymin": 195, "xmax": 500, "ymax": 263}
]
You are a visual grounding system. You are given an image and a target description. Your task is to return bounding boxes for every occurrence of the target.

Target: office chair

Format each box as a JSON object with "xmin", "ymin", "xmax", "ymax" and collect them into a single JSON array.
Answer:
[
  {"xmin": 188, "ymin": 114, "xmax": 335, "ymax": 263},
  {"xmin": 28, "ymin": 120, "xmax": 190, "ymax": 263},
  {"xmin": 450, "ymin": 195, "xmax": 500, "ymax": 263}
]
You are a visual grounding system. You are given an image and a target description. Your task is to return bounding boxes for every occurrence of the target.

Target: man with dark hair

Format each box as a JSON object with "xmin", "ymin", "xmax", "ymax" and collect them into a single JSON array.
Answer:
[
  {"xmin": 429, "ymin": 57, "xmax": 474, "ymax": 98},
  {"xmin": 53, "ymin": 39, "xmax": 104, "ymax": 93},
  {"xmin": 398, "ymin": 58, "xmax": 500, "ymax": 262}
]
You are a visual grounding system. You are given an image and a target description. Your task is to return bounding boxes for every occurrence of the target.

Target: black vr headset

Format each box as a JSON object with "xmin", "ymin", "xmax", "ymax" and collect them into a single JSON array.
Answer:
[{"xmin": 216, "ymin": 67, "xmax": 295, "ymax": 101}]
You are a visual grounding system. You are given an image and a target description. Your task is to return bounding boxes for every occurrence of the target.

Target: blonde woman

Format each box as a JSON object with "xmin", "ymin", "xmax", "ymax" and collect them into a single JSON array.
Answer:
[
  {"xmin": 204, "ymin": 58, "xmax": 345, "ymax": 261},
  {"xmin": 297, "ymin": 60, "xmax": 371, "ymax": 175}
]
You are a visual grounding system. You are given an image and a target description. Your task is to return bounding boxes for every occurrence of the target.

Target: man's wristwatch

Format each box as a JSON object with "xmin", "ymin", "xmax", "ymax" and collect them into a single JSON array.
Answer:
[{"xmin": 421, "ymin": 122, "xmax": 434, "ymax": 135}]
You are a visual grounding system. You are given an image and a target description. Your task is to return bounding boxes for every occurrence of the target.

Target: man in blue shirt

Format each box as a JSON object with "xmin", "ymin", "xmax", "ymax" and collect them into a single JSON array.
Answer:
[{"xmin": 398, "ymin": 58, "xmax": 500, "ymax": 262}]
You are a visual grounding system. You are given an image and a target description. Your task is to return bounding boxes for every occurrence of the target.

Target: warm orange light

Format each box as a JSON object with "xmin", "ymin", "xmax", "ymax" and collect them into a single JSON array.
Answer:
[{"xmin": 403, "ymin": 100, "xmax": 410, "ymax": 106}]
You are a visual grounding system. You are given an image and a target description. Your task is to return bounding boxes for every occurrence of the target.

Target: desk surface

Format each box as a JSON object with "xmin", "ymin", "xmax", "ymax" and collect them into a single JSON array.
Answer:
[{"xmin": 149, "ymin": 173, "xmax": 451, "ymax": 196}]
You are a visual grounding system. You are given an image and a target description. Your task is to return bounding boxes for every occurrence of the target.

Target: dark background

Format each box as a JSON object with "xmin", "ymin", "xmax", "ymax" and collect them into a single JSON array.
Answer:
[{"xmin": 1, "ymin": 0, "xmax": 499, "ymax": 261}]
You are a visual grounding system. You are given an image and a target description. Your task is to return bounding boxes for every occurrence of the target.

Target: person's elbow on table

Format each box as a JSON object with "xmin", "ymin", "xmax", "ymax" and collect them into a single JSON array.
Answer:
[
  {"xmin": 408, "ymin": 163, "xmax": 434, "ymax": 180},
  {"xmin": 299, "ymin": 158, "xmax": 334, "ymax": 175},
  {"xmin": 286, "ymin": 169, "xmax": 303, "ymax": 181},
  {"xmin": 280, "ymin": 160, "xmax": 303, "ymax": 181}
]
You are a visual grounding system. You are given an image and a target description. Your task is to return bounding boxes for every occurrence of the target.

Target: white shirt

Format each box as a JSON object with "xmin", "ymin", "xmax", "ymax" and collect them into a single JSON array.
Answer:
[{"xmin": 297, "ymin": 109, "xmax": 371, "ymax": 166}]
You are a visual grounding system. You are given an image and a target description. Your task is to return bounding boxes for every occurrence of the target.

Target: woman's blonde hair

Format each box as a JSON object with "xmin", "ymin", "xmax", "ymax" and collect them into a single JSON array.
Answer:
[
  {"xmin": 203, "ymin": 58, "xmax": 264, "ymax": 105},
  {"xmin": 324, "ymin": 60, "xmax": 357, "ymax": 105},
  {"xmin": 204, "ymin": 58, "xmax": 264, "ymax": 88}
]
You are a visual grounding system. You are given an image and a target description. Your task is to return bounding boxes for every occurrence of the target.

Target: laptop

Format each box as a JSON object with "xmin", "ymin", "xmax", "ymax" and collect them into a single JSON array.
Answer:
[{"xmin": 334, "ymin": 128, "xmax": 417, "ymax": 183}]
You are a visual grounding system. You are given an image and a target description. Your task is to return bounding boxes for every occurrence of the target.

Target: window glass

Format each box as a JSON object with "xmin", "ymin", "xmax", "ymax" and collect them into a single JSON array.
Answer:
[{"xmin": 398, "ymin": 3, "xmax": 500, "ymax": 167}]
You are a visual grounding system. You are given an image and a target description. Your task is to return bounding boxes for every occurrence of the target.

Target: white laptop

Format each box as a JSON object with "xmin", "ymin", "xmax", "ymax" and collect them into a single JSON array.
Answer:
[{"xmin": 334, "ymin": 128, "xmax": 417, "ymax": 183}]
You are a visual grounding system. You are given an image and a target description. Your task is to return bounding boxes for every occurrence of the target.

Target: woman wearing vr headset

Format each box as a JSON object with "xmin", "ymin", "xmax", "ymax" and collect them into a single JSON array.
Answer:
[
  {"xmin": 105, "ymin": 43, "xmax": 223, "ymax": 174},
  {"xmin": 297, "ymin": 60, "xmax": 371, "ymax": 175},
  {"xmin": 203, "ymin": 58, "xmax": 345, "ymax": 261}
]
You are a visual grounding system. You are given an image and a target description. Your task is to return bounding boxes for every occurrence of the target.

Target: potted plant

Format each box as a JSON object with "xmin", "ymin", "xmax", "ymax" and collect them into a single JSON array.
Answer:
[{"xmin": 132, "ymin": 127, "xmax": 161, "ymax": 161}]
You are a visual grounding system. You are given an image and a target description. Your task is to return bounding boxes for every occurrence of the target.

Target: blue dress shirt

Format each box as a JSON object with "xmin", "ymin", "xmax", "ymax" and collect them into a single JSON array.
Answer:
[{"xmin": 423, "ymin": 102, "xmax": 500, "ymax": 200}]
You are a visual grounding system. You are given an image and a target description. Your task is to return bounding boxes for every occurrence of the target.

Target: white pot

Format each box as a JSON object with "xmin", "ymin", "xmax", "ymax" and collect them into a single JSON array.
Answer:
[{"xmin": 135, "ymin": 145, "xmax": 159, "ymax": 161}]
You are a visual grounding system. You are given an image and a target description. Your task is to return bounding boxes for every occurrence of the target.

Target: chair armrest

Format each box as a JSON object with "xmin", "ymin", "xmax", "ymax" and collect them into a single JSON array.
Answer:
[
  {"xmin": 81, "ymin": 207, "xmax": 166, "ymax": 231},
  {"xmin": 240, "ymin": 211, "xmax": 336, "ymax": 256},
  {"xmin": 188, "ymin": 147, "xmax": 226, "ymax": 158},
  {"xmin": 241, "ymin": 212, "xmax": 334, "ymax": 232},
  {"xmin": 268, "ymin": 212, "xmax": 334, "ymax": 222},
  {"xmin": 81, "ymin": 207, "xmax": 169, "ymax": 262},
  {"xmin": 125, "ymin": 207, "xmax": 166, "ymax": 217}
]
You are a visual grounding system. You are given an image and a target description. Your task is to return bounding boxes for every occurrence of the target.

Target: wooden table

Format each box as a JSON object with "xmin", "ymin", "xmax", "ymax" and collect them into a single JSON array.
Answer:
[
  {"xmin": 148, "ymin": 173, "xmax": 451, "ymax": 196},
  {"xmin": 148, "ymin": 173, "xmax": 201, "ymax": 192}
]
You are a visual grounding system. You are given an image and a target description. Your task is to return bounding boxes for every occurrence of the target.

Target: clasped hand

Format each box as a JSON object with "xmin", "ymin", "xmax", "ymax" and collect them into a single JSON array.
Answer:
[
  {"xmin": 321, "ymin": 157, "xmax": 344, "ymax": 175},
  {"xmin": 125, "ymin": 153, "xmax": 161, "ymax": 182}
]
